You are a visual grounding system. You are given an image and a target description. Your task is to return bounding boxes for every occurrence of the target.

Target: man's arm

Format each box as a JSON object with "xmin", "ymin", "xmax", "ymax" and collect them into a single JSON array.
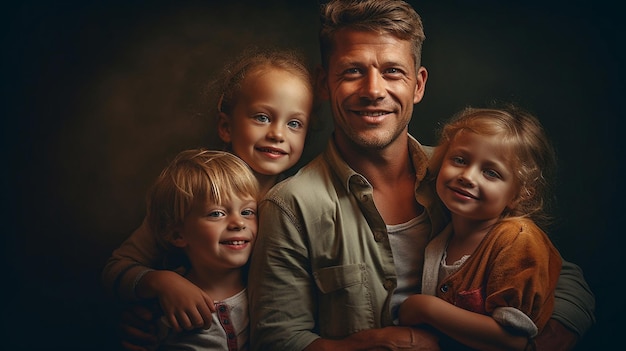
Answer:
[
  {"xmin": 536, "ymin": 259, "xmax": 596, "ymax": 350},
  {"xmin": 247, "ymin": 199, "xmax": 320, "ymax": 350}
]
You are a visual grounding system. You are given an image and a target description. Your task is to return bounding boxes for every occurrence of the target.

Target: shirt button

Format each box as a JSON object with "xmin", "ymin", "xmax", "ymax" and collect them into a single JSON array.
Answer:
[
  {"xmin": 440, "ymin": 284, "xmax": 448, "ymax": 293},
  {"xmin": 383, "ymin": 280, "xmax": 395, "ymax": 290},
  {"xmin": 374, "ymin": 232, "xmax": 384, "ymax": 241}
]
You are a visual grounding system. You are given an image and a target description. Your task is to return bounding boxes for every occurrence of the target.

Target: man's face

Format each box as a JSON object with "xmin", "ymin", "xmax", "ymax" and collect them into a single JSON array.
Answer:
[{"xmin": 319, "ymin": 29, "xmax": 427, "ymax": 151}]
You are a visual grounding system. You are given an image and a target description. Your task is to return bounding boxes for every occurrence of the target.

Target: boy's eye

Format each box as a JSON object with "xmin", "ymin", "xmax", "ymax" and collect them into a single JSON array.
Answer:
[
  {"xmin": 254, "ymin": 114, "xmax": 270, "ymax": 123},
  {"xmin": 207, "ymin": 210, "xmax": 225, "ymax": 218},
  {"xmin": 241, "ymin": 208, "xmax": 256, "ymax": 217}
]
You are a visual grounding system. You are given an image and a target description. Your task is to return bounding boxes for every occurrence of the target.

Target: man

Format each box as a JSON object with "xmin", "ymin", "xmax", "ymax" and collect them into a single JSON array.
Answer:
[{"xmin": 247, "ymin": 1, "xmax": 595, "ymax": 350}]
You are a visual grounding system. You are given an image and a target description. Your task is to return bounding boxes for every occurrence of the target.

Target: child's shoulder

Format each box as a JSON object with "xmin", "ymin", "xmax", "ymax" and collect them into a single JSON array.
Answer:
[{"xmin": 490, "ymin": 218, "xmax": 551, "ymax": 247}]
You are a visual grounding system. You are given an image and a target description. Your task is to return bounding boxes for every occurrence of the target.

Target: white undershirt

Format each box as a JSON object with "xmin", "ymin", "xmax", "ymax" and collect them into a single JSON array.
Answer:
[{"xmin": 386, "ymin": 211, "xmax": 430, "ymax": 324}]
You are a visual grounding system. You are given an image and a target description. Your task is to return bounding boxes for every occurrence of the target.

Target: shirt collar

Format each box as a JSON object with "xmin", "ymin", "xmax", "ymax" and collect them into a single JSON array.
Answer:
[{"xmin": 323, "ymin": 134, "xmax": 433, "ymax": 194}]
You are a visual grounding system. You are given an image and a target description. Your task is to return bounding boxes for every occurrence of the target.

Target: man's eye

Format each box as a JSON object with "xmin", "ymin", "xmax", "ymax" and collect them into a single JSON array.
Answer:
[
  {"xmin": 344, "ymin": 68, "xmax": 361, "ymax": 75},
  {"xmin": 384, "ymin": 67, "xmax": 406, "ymax": 79}
]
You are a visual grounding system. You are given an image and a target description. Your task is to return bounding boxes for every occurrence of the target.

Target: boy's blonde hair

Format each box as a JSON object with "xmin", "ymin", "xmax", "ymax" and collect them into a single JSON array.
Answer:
[
  {"xmin": 429, "ymin": 105, "xmax": 557, "ymax": 227},
  {"xmin": 146, "ymin": 149, "xmax": 259, "ymax": 251}
]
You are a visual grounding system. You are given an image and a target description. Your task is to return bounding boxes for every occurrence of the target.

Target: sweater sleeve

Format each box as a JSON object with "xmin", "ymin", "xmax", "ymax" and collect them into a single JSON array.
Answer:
[
  {"xmin": 101, "ymin": 217, "xmax": 162, "ymax": 301},
  {"xmin": 483, "ymin": 221, "xmax": 562, "ymax": 332}
]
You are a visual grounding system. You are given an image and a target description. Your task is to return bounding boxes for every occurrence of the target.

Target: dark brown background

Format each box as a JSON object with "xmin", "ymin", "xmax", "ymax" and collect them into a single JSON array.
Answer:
[{"xmin": 3, "ymin": 0, "xmax": 622, "ymax": 349}]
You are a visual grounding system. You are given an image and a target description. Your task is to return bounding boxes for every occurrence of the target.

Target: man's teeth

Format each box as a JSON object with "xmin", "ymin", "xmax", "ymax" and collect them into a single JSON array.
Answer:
[{"xmin": 358, "ymin": 111, "xmax": 386, "ymax": 116}]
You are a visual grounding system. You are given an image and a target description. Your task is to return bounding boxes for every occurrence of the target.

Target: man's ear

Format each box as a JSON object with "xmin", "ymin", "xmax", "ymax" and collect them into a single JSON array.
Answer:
[
  {"xmin": 314, "ymin": 65, "xmax": 329, "ymax": 101},
  {"xmin": 413, "ymin": 66, "xmax": 428, "ymax": 104},
  {"xmin": 217, "ymin": 112, "xmax": 232, "ymax": 143}
]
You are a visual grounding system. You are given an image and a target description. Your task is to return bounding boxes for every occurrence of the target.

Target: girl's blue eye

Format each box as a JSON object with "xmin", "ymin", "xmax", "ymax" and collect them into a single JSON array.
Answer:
[
  {"xmin": 288, "ymin": 120, "xmax": 303, "ymax": 129},
  {"xmin": 452, "ymin": 156, "xmax": 465, "ymax": 165},
  {"xmin": 483, "ymin": 169, "xmax": 501, "ymax": 179},
  {"xmin": 254, "ymin": 114, "xmax": 270, "ymax": 123}
]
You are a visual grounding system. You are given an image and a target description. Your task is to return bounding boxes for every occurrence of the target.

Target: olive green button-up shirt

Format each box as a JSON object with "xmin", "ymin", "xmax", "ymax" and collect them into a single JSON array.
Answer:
[{"xmin": 248, "ymin": 136, "xmax": 448, "ymax": 351}]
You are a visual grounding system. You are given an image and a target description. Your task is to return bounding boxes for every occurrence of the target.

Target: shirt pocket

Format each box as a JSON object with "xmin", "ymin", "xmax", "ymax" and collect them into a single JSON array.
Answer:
[{"xmin": 313, "ymin": 263, "xmax": 376, "ymax": 337}]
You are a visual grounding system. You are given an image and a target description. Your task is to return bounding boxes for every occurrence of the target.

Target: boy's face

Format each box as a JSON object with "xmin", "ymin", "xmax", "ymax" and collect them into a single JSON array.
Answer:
[
  {"xmin": 219, "ymin": 68, "xmax": 313, "ymax": 176},
  {"xmin": 175, "ymin": 194, "xmax": 257, "ymax": 273}
]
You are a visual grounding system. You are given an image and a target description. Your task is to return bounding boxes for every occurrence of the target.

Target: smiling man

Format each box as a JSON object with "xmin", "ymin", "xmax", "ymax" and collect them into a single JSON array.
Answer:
[{"xmin": 247, "ymin": 1, "xmax": 595, "ymax": 350}]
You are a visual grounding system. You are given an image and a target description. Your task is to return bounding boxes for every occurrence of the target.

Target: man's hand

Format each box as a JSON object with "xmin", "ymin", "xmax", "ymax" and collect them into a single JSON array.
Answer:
[
  {"xmin": 370, "ymin": 326, "xmax": 440, "ymax": 351},
  {"xmin": 534, "ymin": 318, "xmax": 579, "ymax": 351},
  {"xmin": 118, "ymin": 302, "xmax": 159, "ymax": 351},
  {"xmin": 305, "ymin": 326, "xmax": 440, "ymax": 351}
]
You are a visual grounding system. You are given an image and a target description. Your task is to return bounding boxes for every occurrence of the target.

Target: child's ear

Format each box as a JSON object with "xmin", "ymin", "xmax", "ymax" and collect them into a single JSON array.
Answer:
[
  {"xmin": 314, "ymin": 65, "xmax": 329, "ymax": 101},
  {"xmin": 168, "ymin": 228, "xmax": 188, "ymax": 248},
  {"xmin": 506, "ymin": 198, "xmax": 521, "ymax": 212},
  {"xmin": 217, "ymin": 112, "xmax": 232, "ymax": 143},
  {"xmin": 507, "ymin": 185, "xmax": 533, "ymax": 211}
]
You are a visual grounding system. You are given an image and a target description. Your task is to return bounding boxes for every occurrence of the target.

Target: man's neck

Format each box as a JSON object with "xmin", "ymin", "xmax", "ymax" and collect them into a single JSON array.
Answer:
[
  {"xmin": 335, "ymin": 132, "xmax": 412, "ymax": 186},
  {"xmin": 334, "ymin": 132, "xmax": 422, "ymax": 225}
]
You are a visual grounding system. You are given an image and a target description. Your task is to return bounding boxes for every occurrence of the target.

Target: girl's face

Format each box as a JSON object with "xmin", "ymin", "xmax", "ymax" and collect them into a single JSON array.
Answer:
[
  {"xmin": 174, "ymin": 194, "xmax": 257, "ymax": 273},
  {"xmin": 436, "ymin": 131, "xmax": 520, "ymax": 223},
  {"xmin": 219, "ymin": 68, "xmax": 313, "ymax": 176}
]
